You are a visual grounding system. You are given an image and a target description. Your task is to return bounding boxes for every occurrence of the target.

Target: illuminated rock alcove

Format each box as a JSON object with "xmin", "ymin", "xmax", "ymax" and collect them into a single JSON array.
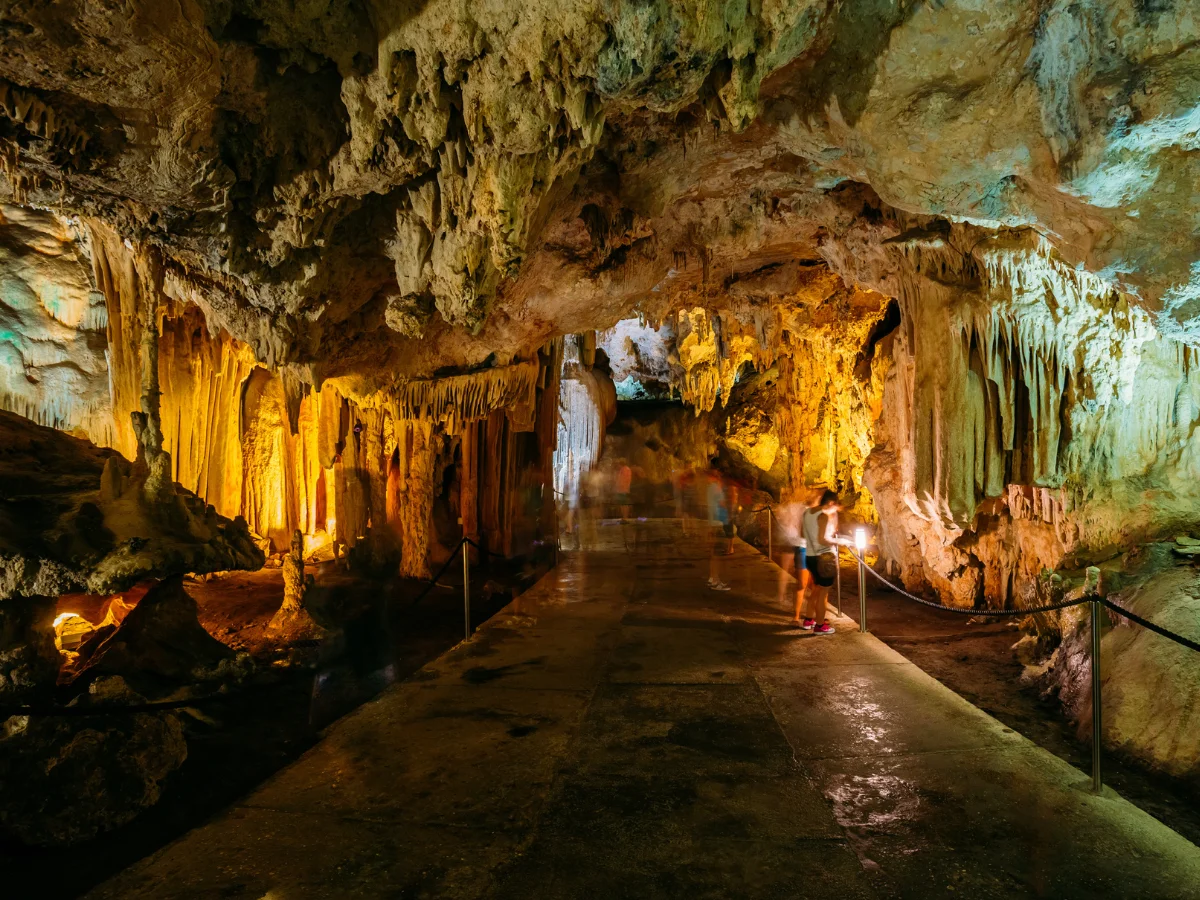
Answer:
[{"xmin": 1, "ymin": 0, "xmax": 1200, "ymax": 852}]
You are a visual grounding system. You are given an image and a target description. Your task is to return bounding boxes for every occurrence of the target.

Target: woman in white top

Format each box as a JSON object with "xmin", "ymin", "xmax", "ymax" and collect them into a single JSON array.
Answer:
[{"xmin": 799, "ymin": 490, "xmax": 852, "ymax": 634}]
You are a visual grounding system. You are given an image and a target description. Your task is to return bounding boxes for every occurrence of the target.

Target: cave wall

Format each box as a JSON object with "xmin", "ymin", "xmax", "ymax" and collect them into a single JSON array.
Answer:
[
  {"xmin": 4, "ymin": 220, "xmax": 560, "ymax": 574},
  {"xmin": 1, "ymin": 0, "xmax": 1195, "ymax": 389},
  {"xmin": 11, "ymin": 189, "xmax": 1200, "ymax": 616},
  {"xmin": 578, "ymin": 268, "xmax": 894, "ymax": 516},
  {"xmin": 2, "ymin": 0, "xmax": 1200, "ymax": 814},
  {"xmin": 866, "ymin": 227, "xmax": 1200, "ymax": 608},
  {"xmin": 0, "ymin": 205, "xmax": 111, "ymax": 445}
]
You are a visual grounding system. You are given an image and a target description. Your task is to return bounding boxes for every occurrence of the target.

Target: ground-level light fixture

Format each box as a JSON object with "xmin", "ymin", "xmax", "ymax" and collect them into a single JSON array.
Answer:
[{"xmin": 855, "ymin": 527, "xmax": 867, "ymax": 551}]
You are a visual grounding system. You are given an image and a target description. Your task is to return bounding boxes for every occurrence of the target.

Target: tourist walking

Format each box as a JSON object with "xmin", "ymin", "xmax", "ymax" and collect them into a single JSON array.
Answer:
[
  {"xmin": 615, "ymin": 462, "xmax": 633, "ymax": 521},
  {"xmin": 800, "ymin": 490, "xmax": 850, "ymax": 634},
  {"xmin": 706, "ymin": 469, "xmax": 734, "ymax": 591},
  {"xmin": 774, "ymin": 499, "xmax": 812, "ymax": 625}
]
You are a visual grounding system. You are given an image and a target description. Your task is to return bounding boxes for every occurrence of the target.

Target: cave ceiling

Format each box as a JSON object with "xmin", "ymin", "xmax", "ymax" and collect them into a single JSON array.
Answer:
[{"xmin": 1, "ymin": 0, "xmax": 1197, "ymax": 385}]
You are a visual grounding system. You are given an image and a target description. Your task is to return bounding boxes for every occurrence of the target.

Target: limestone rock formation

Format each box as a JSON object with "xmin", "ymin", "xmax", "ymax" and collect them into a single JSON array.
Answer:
[
  {"xmin": 0, "ymin": 1, "xmax": 1192, "ymax": 381},
  {"xmin": 0, "ymin": 205, "xmax": 111, "ymax": 445},
  {"xmin": 0, "ymin": 676, "xmax": 187, "ymax": 846},
  {"xmin": 71, "ymin": 577, "xmax": 244, "ymax": 690},
  {"xmin": 267, "ymin": 529, "xmax": 324, "ymax": 640},
  {"xmin": 2, "ymin": 0, "xmax": 1200, "ymax": 790},
  {"xmin": 1026, "ymin": 548, "xmax": 1200, "ymax": 780},
  {"xmin": 0, "ymin": 410, "xmax": 262, "ymax": 611}
]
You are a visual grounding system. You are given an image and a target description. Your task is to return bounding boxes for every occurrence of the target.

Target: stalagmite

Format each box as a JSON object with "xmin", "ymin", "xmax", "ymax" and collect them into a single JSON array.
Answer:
[{"xmin": 267, "ymin": 530, "xmax": 324, "ymax": 640}]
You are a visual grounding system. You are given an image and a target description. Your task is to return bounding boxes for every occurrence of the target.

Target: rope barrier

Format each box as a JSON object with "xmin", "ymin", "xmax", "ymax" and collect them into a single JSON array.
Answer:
[
  {"xmin": 845, "ymin": 549, "xmax": 1200, "ymax": 651},
  {"xmin": 5, "ymin": 695, "xmax": 240, "ymax": 718},
  {"xmin": 464, "ymin": 537, "xmax": 508, "ymax": 561},
  {"xmin": 1101, "ymin": 597, "xmax": 1200, "ymax": 654},
  {"xmin": 0, "ymin": 678, "xmax": 307, "ymax": 718},
  {"xmin": 407, "ymin": 539, "xmax": 468, "ymax": 607},
  {"xmin": 847, "ymin": 549, "xmax": 1091, "ymax": 616}
]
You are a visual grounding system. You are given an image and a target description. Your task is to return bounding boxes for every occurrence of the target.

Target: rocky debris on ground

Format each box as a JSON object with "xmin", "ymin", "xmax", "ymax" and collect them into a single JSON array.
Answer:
[
  {"xmin": 0, "ymin": 410, "xmax": 263, "ymax": 609},
  {"xmin": 66, "ymin": 576, "xmax": 252, "ymax": 694},
  {"xmin": 0, "ymin": 676, "xmax": 187, "ymax": 846}
]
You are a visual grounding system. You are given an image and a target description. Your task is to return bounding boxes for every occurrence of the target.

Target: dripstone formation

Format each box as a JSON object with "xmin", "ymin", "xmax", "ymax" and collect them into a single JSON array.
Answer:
[{"xmin": 1, "ymin": 0, "xmax": 1200, "ymax": 843}]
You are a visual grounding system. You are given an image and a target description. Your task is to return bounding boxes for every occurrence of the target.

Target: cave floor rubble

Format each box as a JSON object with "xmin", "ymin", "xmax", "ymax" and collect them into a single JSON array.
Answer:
[{"xmin": 87, "ymin": 523, "xmax": 1200, "ymax": 899}]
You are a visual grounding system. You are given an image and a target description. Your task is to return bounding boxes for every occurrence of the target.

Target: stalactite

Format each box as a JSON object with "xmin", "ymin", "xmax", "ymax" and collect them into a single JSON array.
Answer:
[
  {"xmin": 128, "ymin": 247, "xmax": 173, "ymax": 504},
  {"xmin": 393, "ymin": 360, "xmax": 540, "ymax": 432},
  {"xmin": 334, "ymin": 406, "xmax": 375, "ymax": 549},
  {"xmin": 553, "ymin": 336, "xmax": 615, "ymax": 510},
  {"xmin": 18, "ymin": 225, "xmax": 576, "ymax": 570},
  {"xmin": 316, "ymin": 385, "xmax": 345, "ymax": 470},
  {"xmin": 481, "ymin": 409, "xmax": 507, "ymax": 554},
  {"xmin": 868, "ymin": 229, "xmax": 1200, "ymax": 611},
  {"xmin": 158, "ymin": 308, "xmax": 256, "ymax": 520},
  {"xmin": 240, "ymin": 368, "xmax": 299, "ymax": 550},
  {"xmin": 536, "ymin": 339, "xmax": 564, "ymax": 542},
  {"xmin": 87, "ymin": 220, "xmax": 147, "ymax": 460},
  {"xmin": 396, "ymin": 419, "xmax": 434, "ymax": 578},
  {"xmin": 295, "ymin": 390, "xmax": 324, "ymax": 538},
  {"xmin": 460, "ymin": 418, "xmax": 481, "ymax": 554}
]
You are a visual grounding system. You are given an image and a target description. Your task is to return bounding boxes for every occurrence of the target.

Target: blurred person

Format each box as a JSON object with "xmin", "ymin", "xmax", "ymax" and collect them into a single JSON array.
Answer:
[
  {"xmin": 680, "ymin": 466, "xmax": 699, "ymax": 539},
  {"xmin": 580, "ymin": 467, "xmax": 605, "ymax": 546},
  {"xmin": 800, "ymin": 490, "xmax": 852, "ymax": 634},
  {"xmin": 774, "ymin": 499, "xmax": 813, "ymax": 626},
  {"xmin": 706, "ymin": 468, "xmax": 734, "ymax": 591},
  {"xmin": 615, "ymin": 461, "xmax": 633, "ymax": 521}
]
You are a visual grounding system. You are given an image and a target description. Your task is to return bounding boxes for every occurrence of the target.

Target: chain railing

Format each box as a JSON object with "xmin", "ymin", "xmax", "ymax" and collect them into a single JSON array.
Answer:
[
  {"xmin": 752, "ymin": 501, "xmax": 1200, "ymax": 794},
  {"xmin": 15, "ymin": 508, "xmax": 1200, "ymax": 798},
  {"xmin": 3, "ymin": 535, "xmax": 496, "ymax": 720},
  {"xmin": 843, "ymin": 546, "xmax": 1200, "ymax": 793}
]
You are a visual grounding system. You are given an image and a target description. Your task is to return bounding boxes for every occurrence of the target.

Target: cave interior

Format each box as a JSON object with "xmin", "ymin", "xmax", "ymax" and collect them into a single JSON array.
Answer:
[{"xmin": 2, "ymin": 0, "xmax": 1200, "ymax": 891}]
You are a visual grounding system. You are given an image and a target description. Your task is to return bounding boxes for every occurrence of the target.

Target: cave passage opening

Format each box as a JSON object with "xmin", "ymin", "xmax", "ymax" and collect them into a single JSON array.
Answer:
[{"xmin": 551, "ymin": 296, "xmax": 892, "ymax": 557}]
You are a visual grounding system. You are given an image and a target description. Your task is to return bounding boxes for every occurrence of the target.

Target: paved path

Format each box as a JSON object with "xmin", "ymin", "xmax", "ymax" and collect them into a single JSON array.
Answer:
[{"xmin": 91, "ymin": 528, "xmax": 1200, "ymax": 899}]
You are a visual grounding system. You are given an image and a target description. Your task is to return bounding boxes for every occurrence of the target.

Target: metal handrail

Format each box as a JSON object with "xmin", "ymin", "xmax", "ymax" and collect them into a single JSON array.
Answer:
[
  {"xmin": 744, "ymin": 514, "xmax": 1200, "ymax": 795},
  {"xmin": 843, "ymin": 548, "xmax": 1200, "ymax": 794}
]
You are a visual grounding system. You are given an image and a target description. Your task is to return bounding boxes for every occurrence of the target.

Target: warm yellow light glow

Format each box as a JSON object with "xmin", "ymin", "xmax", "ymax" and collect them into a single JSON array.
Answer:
[
  {"xmin": 52, "ymin": 611, "xmax": 94, "ymax": 654},
  {"xmin": 303, "ymin": 529, "xmax": 333, "ymax": 558},
  {"xmin": 855, "ymin": 528, "xmax": 867, "ymax": 551}
]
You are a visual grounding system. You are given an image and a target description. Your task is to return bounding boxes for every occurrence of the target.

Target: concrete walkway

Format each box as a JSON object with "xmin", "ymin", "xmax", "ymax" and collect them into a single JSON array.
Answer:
[{"xmin": 91, "ymin": 527, "xmax": 1200, "ymax": 899}]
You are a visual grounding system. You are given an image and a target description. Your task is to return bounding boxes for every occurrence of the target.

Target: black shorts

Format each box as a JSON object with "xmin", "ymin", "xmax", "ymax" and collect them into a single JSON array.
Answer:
[
  {"xmin": 723, "ymin": 521, "xmax": 735, "ymax": 538},
  {"xmin": 805, "ymin": 553, "xmax": 836, "ymax": 588}
]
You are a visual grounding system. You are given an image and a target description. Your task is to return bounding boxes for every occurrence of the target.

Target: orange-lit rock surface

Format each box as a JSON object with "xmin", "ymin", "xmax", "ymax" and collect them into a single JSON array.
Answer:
[{"xmin": 2, "ymin": 0, "xmax": 1200, "ymax": 809}]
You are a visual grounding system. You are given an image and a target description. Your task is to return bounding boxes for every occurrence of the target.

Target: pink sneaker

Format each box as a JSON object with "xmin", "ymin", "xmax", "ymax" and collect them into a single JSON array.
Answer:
[
  {"xmin": 812, "ymin": 622, "xmax": 834, "ymax": 635},
  {"xmin": 801, "ymin": 618, "xmax": 816, "ymax": 630}
]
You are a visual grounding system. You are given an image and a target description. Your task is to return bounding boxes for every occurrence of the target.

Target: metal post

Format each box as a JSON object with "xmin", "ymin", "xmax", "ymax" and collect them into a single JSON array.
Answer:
[
  {"xmin": 1091, "ymin": 597, "xmax": 1103, "ymax": 793},
  {"xmin": 463, "ymin": 540, "xmax": 471, "ymax": 641},
  {"xmin": 834, "ymin": 546, "xmax": 842, "ymax": 617},
  {"xmin": 857, "ymin": 551, "xmax": 867, "ymax": 633},
  {"xmin": 766, "ymin": 508, "xmax": 772, "ymax": 563}
]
